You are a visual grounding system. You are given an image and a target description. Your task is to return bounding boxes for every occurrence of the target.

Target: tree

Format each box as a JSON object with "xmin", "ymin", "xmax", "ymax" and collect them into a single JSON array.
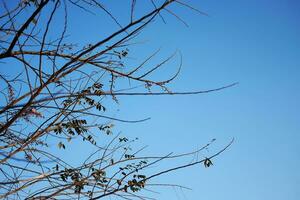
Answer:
[{"xmin": 0, "ymin": 0, "xmax": 235, "ymax": 199}]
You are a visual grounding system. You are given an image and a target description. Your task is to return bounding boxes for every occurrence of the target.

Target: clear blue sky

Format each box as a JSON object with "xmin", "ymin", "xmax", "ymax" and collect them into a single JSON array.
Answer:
[
  {"xmin": 110, "ymin": 1, "xmax": 300, "ymax": 199},
  {"xmin": 1, "ymin": 0, "xmax": 300, "ymax": 199}
]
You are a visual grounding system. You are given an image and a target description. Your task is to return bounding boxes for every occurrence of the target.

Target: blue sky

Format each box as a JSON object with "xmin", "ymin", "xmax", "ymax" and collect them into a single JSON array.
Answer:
[
  {"xmin": 111, "ymin": 1, "xmax": 300, "ymax": 199},
  {"xmin": 1, "ymin": 0, "xmax": 299, "ymax": 199}
]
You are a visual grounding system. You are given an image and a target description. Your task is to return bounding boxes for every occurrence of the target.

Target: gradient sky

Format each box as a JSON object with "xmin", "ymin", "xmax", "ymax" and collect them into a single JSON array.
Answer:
[
  {"xmin": 112, "ymin": 1, "xmax": 300, "ymax": 199},
  {"xmin": 1, "ymin": 0, "xmax": 300, "ymax": 199}
]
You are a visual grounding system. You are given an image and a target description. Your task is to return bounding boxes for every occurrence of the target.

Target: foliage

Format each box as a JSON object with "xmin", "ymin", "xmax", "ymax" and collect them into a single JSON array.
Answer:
[{"xmin": 0, "ymin": 0, "xmax": 234, "ymax": 199}]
